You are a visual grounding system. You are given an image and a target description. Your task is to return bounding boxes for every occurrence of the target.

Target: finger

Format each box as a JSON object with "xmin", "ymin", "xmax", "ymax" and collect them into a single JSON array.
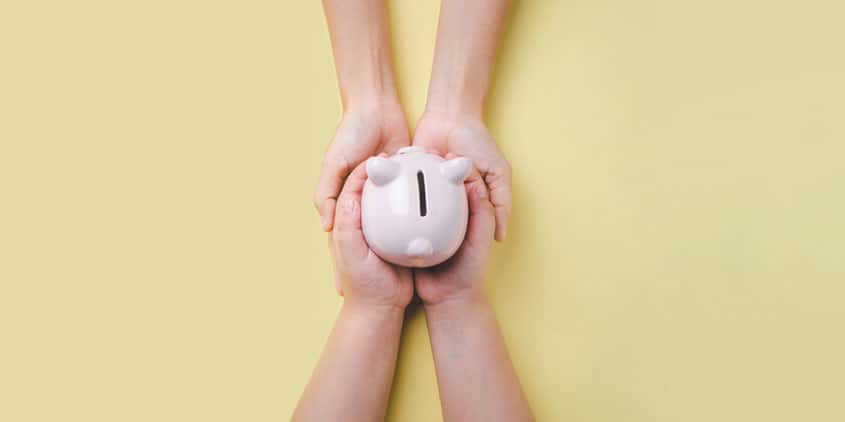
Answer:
[
  {"xmin": 335, "ymin": 161, "xmax": 368, "ymax": 227},
  {"xmin": 332, "ymin": 162, "xmax": 370, "ymax": 260},
  {"xmin": 320, "ymin": 199, "xmax": 336, "ymax": 232},
  {"xmin": 326, "ymin": 233, "xmax": 344, "ymax": 296},
  {"xmin": 334, "ymin": 272, "xmax": 343, "ymax": 297},
  {"xmin": 464, "ymin": 169, "xmax": 496, "ymax": 248},
  {"xmin": 490, "ymin": 185, "xmax": 512, "ymax": 241},
  {"xmin": 484, "ymin": 162, "xmax": 512, "ymax": 241},
  {"xmin": 314, "ymin": 154, "xmax": 351, "ymax": 232}
]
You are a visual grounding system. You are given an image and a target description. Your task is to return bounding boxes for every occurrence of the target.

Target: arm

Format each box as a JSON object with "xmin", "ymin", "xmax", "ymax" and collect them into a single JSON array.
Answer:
[
  {"xmin": 315, "ymin": 0, "xmax": 409, "ymax": 233},
  {"xmin": 426, "ymin": 0, "xmax": 510, "ymax": 119},
  {"xmin": 426, "ymin": 293, "xmax": 531, "ymax": 421},
  {"xmin": 293, "ymin": 304, "xmax": 403, "ymax": 422},
  {"xmin": 322, "ymin": 0, "xmax": 399, "ymax": 111},
  {"xmin": 416, "ymin": 169, "xmax": 532, "ymax": 421},
  {"xmin": 414, "ymin": 0, "xmax": 512, "ymax": 241},
  {"xmin": 295, "ymin": 163, "xmax": 414, "ymax": 421}
]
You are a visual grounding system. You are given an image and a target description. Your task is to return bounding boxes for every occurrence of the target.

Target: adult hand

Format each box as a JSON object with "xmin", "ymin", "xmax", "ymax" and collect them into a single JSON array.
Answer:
[
  {"xmin": 329, "ymin": 161, "xmax": 414, "ymax": 308},
  {"xmin": 413, "ymin": 112, "xmax": 511, "ymax": 241},
  {"xmin": 315, "ymin": 103, "xmax": 410, "ymax": 232},
  {"xmin": 414, "ymin": 166, "xmax": 497, "ymax": 306}
]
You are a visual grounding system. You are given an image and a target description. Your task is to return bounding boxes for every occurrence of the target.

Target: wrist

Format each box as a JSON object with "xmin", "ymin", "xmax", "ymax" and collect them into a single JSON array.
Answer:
[
  {"xmin": 421, "ymin": 287, "xmax": 487, "ymax": 312},
  {"xmin": 343, "ymin": 89, "xmax": 401, "ymax": 114},
  {"xmin": 424, "ymin": 63, "xmax": 487, "ymax": 121},
  {"xmin": 343, "ymin": 93, "xmax": 402, "ymax": 117},
  {"xmin": 423, "ymin": 94, "xmax": 484, "ymax": 122},
  {"xmin": 339, "ymin": 59, "xmax": 401, "ymax": 113},
  {"xmin": 423, "ymin": 290, "xmax": 491, "ymax": 333},
  {"xmin": 342, "ymin": 299, "xmax": 407, "ymax": 320},
  {"xmin": 418, "ymin": 106, "xmax": 484, "ymax": 131}
]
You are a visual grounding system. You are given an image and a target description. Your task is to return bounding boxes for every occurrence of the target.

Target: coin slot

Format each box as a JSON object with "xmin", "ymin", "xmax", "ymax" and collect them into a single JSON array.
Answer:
[{"xmin": 417, "ymin": 170, "xmax": 427, "ymax": 217}]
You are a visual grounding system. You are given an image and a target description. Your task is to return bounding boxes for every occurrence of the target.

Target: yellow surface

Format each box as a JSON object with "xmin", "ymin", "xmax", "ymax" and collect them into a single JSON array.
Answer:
[{"xmin": 1, "ymin": 1, "xmax": 844, "ymax": 420}]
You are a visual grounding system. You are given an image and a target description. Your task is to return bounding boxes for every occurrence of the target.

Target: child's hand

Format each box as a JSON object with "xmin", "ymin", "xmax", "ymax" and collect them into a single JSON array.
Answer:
[
  {"xmin": 314, "ymin": 104, "xmax": 410, "ymax": 232},
  {"xmin": 329, "ymin": 161, "xmax": 414, "ymax": 311},
  {"xmin": 414, "ymin": 167, "xmax": 496, "ymax": 306}
]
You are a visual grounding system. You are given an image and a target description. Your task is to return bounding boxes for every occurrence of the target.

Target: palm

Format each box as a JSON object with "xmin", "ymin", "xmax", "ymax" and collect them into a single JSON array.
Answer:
[
  {"xmin": 414, "ymin": 115, "xmax": 496, "ymax": 162},
  {"xmin": 413, "ymin": 216, "xmax": 493, "ymax": 304},
  {"xmin": 315, "ymin": 105, "xmax": 410, "ymax": 231},
  {"xmin": 328, "ymin": 160, "xmax": 414, "ymax": 309},
  {"xmin": 333, "ymin": 245, "xmax": 414, "ymax": 308},
  {"xmin": 413, "ymin": 113, "xmax": 511, "ymax": 241},
  {"xmin": 365, "ymin": 255, "xmax": 414, "ymax": 308},
  {"xmin": 326, "ymin": 107, "xmax": 409, "ymax": 180},
  {"xmin": 413, "ymin": 174, "xmax": 496, "ymax": 305}
]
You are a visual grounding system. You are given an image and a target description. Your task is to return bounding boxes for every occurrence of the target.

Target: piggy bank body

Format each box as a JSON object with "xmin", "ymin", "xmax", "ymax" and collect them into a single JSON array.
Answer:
[{"xmin": 361, "ymin": 146, "xmax": 471, "ymax": 268}]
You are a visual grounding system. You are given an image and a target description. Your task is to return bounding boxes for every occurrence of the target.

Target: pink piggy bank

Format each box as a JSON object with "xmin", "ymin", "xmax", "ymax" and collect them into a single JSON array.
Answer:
[{"xmin": 361, "ymin": 146, "xmax": 472, "ymax": 268}]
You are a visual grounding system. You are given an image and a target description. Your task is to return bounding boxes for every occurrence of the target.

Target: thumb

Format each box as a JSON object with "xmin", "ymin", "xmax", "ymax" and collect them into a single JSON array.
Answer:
[
  {"xmin": 314, "ymin": 154, "xmax": 350, "ymax": 232},
  {"xmin": 332, "ymin": 162, "xmax": 370, "ymax": 261}
]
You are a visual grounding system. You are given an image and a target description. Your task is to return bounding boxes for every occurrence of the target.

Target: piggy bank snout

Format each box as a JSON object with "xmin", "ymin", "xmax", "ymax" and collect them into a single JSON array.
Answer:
[{"xmin": 406, "ymin": 238, "xmax": 434, "ymax": 258}]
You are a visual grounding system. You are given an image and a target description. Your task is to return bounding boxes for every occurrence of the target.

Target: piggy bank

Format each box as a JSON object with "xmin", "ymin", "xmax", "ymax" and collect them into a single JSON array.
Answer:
[{"xmin": 361, "ymin": 146, "xmax": 472, "ymax": 268}]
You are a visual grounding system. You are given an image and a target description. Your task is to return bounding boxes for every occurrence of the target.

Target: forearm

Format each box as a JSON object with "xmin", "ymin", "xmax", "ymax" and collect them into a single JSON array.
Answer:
[
  {"xmin": 293, "ymin": 303, "xmax": 404, "ymax": 422},
  {"xmin": 425, "ymin": 0, "xmax": 510, "ymax": 118},
  {"xmin": 322, "ymin": 0, "xmax": 400, "ymax": 110},
  {"xmin": 425, "ymin": 291, "xmax": 532, "ymax": 421}
]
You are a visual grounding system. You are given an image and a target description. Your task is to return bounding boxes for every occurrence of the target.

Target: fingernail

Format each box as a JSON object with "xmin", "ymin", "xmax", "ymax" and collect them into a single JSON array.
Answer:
[{"xmin": 345, "ymin": 198, "xmax": 356, "ymax": 215}]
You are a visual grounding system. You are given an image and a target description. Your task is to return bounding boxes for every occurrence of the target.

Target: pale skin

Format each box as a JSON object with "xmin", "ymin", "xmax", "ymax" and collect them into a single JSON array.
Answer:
[
  {"xmin": 295, "ymin": 162, "xmax": 532, "ymax": 421},
  {"xmin": 314, "ymin": 0, "xmax": 512, "ymax": 241},
  {"xmin": 415, "ymin": 0, "xmax": 513, "ymax": 242},
  {"xmin": 299, "ymin": 0, "xmax": 529, "ymax": 420},
  {"xmin": 314, "ymin": 0, "xmax": 410, "ymax": 235},
  {"xmin": 415, "ymin": 160, "xmax": 533, "ymax": 422},
  {"xmin": 293, "ymin": 163, "xmax": 413, "ymax": 422}
]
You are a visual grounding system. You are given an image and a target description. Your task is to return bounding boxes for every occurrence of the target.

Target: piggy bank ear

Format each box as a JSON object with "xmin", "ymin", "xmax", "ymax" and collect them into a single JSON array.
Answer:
[
  {"xmin": 440, "ymin": 157, "xmax": 472, "ymax": 184},
  {"xmin": 366, "ymin": 157, "xmax": 400, "ymax": 186}
]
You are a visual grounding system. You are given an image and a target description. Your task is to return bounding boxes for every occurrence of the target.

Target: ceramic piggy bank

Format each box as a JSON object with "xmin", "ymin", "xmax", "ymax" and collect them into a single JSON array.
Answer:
[{"xmin": 361, "ymin": 146, "xmax": 472, "ymax": 268}]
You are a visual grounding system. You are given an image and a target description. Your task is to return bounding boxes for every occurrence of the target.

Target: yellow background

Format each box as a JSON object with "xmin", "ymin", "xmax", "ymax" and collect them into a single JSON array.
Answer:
[{"xmin": 1, "ymin": 1, "xmax": 843, "ymax": 420}]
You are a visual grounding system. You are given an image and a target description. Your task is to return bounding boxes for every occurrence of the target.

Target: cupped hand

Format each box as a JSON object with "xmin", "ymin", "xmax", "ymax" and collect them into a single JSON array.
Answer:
[
  {"xmin": 413, "ymin": 112, "xmax": 511, "ymax": 241},
  {"xmin": 315, "ymin": 103, "xmax": 410, "ymax": 231},
  {"xmin": 414, "ymin": 167, "xmax": 497, "ymax": 306},
  {"xmin": 329, "ymin": 161, "xmax": 414, "ymax": 309}
]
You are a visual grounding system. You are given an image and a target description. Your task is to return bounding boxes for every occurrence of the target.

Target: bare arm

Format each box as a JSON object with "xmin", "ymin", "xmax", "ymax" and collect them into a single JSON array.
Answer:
[
  {"xmin": 416, "ymin": 170, "xmax": 532, "ymax": 421},
  {"xmin": 425, "ymin": 0, "xmax": 510, "ymax": 119},
  {"xmin": 414, "ymin": 0, "xmax": 512, "ymax": 241},
  {"xmin": 315, "ymin": 0, "xmax": 409, "ymax": 233},
  {"xmin": 295, "ymin": 164, "xmax": 414, "ymax": 421},
  {"xmin": 293, "ymin": 304, "xmax": 404, "ymax": 422},
  {"xmin": 322, "ymin": 0, "xmax": 399, "ymax": 110},
  {"xmin": 426, "ymin": 294, "xmax": 532, "ymax": 421}
]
